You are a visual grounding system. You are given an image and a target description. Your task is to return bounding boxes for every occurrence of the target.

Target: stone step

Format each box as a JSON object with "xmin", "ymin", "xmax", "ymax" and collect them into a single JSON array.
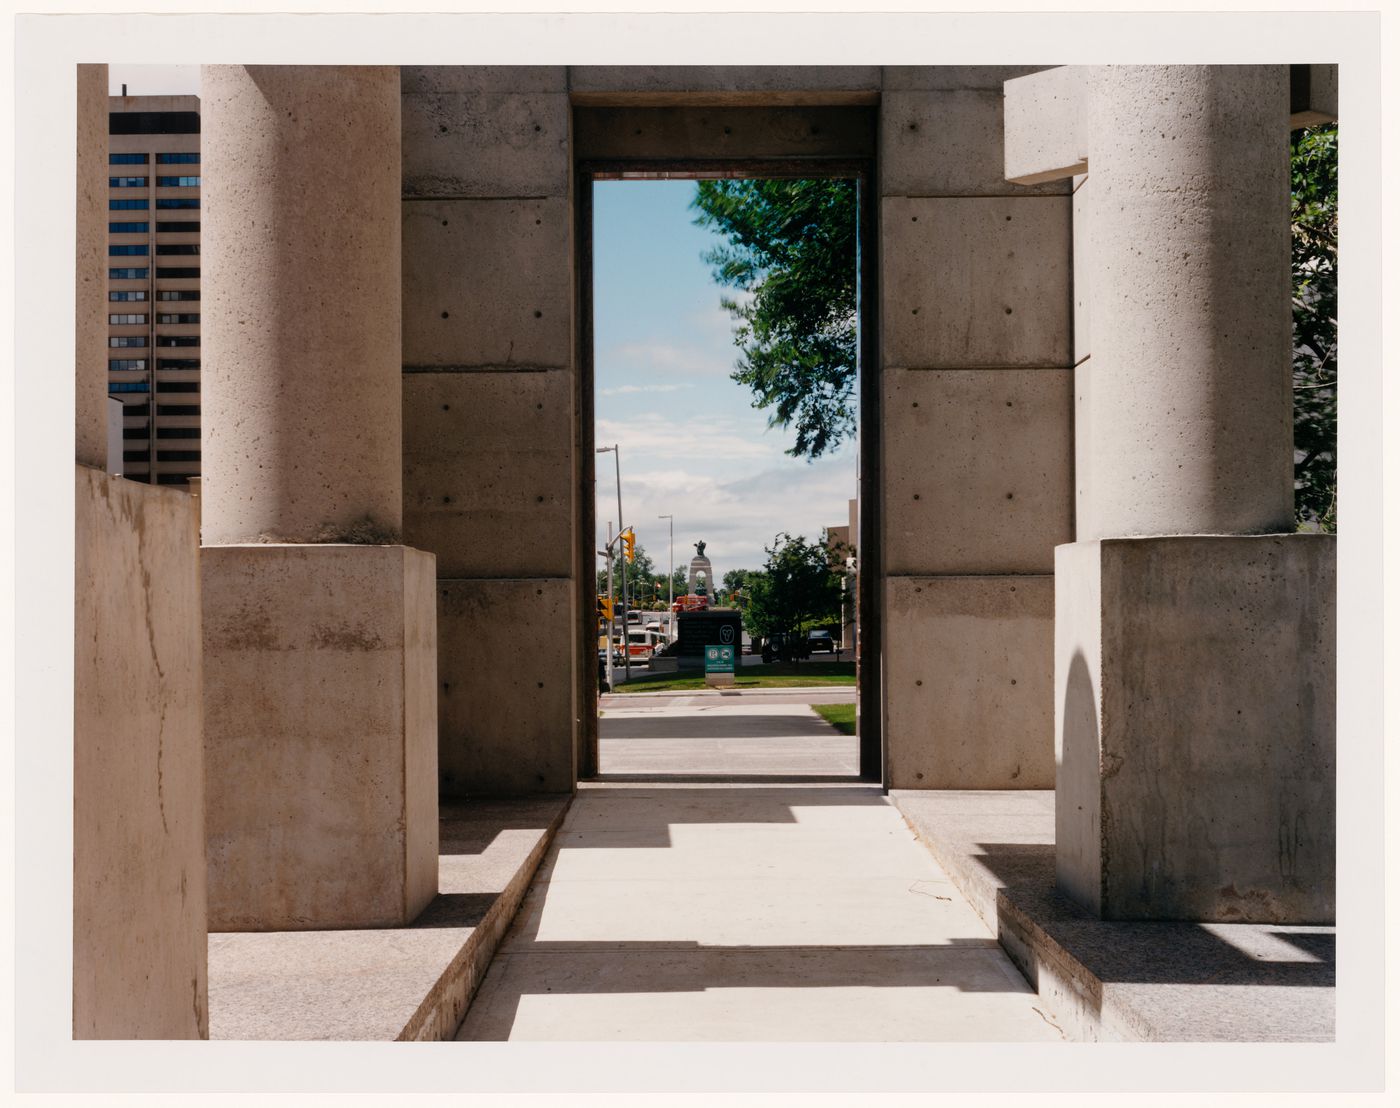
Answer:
[
  {"xmin": 207, "ymin": 795, "xmax": 571, "ymax": 1040},
  {"xmin": 892, "ymin": 790, "xmax": 1335, "ymax": 1043}
]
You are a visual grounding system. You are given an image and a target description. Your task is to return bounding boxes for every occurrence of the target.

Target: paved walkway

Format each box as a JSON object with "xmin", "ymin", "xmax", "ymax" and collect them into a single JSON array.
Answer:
[{"xmin": 456, "ymin": 704, "xmax": 1062, "ymax": 1041}]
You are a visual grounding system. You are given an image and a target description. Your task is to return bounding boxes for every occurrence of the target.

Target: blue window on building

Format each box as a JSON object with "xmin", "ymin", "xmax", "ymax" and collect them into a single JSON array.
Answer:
[
  {"xmin": 156, "ymin": 152, "xmax": 200, "ymax": 164},
  {"xmin": 110, "ymin": 382, "xmax": 150, "ymax": 393},
  {"xmin": 109, "ymin": 267, "xmax": 149, "ymax": 280},
  {"xmin": 109, "ymin": 290, "xmax": 148, "ymax": 301},
  {"xmin": 109, "ymin": 176, "xmax": 148, "ymax": 188},
  {"xmin": 109, "ymin": 222, "xmax": 149, "ymax": 234},
  {"xmin": 157, "ymin": 290, "xmax": 200, "ymax": 301},
  {"xmin": 109, "ymin": 359, "xmax": 148, "ymax": 372},
  {"xmin": 109, "ymin": 153, "xmax": 149, "ymax": 165},
  {"xmin": 156, "ymin": 176, "xmax": 201, "ymax": 187},
  {"xmin": 109, "ymin": 336, "xmax": 148, "ymax": 348},
  {"xmin": 157, "ymin": 358, "xmax": 200, "ymax": 370},
  {"xmin": 156, "ymin": 198, "xmax": 199, "ymax": 210},
  {"xmin": 110, "ymin": 198, "xmax": 149, "ymax": 211},
  {"xmin": 109, "ymin": 244, "xmax": 149, "ymax": 256}
]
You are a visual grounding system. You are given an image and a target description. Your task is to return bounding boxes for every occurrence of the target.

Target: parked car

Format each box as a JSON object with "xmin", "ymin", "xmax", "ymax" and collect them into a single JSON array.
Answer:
[
  {"xmin": 761, "ymin": 633, "xmax": 810, "ymax": 664},
  {"xmin": 807, "ymin": 629, "xmax": 835, "ymax": 654}
]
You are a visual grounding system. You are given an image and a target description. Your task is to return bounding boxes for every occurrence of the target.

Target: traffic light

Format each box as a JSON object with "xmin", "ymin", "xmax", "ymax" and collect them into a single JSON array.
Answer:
[
  {"xmin": 621, "ymin": 529, "xmax": 636, "ymax": 563},
  {"xmin": 597, "ymin": 595, "xmax": 613, "ymax": 623}
]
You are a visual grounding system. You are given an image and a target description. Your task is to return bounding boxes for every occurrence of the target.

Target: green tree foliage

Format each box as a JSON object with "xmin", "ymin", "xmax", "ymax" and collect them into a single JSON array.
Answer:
[
  {"xmin": 741, "ymin": 533, "xmax": 843, "ymax": 647},
  {"xmin": 1291, "ymin": 123, "xmax": 1338, "ymax": 532},
  {"xmin": 596, "ymin": 542, "xmax": 664, "ymax": 608},
  {"xmin": 691, "ymin": 178, "xmax": 858, "ymax": 460}
]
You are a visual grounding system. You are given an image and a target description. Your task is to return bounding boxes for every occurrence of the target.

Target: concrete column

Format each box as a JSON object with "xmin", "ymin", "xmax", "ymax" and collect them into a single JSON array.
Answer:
[
  {"xmin": 1082, "ymin": 66, "xmax": 1293, "ymax": 539},
  {"xmin": 1006, "ymin": 65, "xmax": 1336, "ymax": 922},
  {"xmin": 75, "ymin": 63, "xmax": 107, "ymax": 468},
  {"xmin": 199, "ymin": 66, "xmax": 437, "ymax": 930},
  {"xmin": 879, "ymin": 66, "xmax": 1073, "ymax": 790},
  {"xmin": 201, "ymin": 66, "xmax": 402, "ymax": 545}
]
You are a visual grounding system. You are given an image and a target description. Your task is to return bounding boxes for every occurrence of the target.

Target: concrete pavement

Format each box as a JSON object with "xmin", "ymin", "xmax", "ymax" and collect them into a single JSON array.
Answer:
[
  {"xmin": 455, "ymin": 704, "xmax": 1064, "ymax": 1041},
  {"xmin": 599, "ymin": 699, "xmax": 858, "ymax": 778}
]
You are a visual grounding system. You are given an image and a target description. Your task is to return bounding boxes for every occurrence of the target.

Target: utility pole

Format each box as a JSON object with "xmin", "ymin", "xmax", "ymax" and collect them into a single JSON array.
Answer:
[{"xmin": 658, "ymin": 512, "xmax": 674, "ymax": 638}]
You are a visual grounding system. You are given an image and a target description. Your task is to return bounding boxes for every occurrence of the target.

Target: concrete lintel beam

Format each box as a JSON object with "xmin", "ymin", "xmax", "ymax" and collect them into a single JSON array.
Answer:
[
  {"xmin": 1003, "ymin": 66, "xmax": 1089, "ymax": 186},
  {"xmin": 1290, "ymin": 63, "xmax": 1338, "ymax": 127}
]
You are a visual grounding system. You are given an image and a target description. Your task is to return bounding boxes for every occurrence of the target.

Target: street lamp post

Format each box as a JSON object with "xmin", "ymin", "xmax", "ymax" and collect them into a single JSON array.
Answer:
[
  {"xmin": 597, "ymin": 444, "xmax": 629, "ymax": 680},
  {"xmin": 658, "ymin": 513, "xmax": 674, "ymax": 637}
]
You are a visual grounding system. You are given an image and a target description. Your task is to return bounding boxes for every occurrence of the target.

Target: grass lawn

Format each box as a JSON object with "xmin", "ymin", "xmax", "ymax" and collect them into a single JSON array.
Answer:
[
  {"xmin": 609, "ymin": 660, "xmax": 855, "ymax": 694},
  {"xmin": 812, "ymin": 703, "xmax": 856, "ymax": 735}
]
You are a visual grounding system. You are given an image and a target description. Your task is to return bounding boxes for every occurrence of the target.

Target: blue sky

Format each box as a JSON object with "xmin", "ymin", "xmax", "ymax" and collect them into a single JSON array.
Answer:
[{"xmin": 592, "ymin": 180, "xmax": 858, "ymax": 581}]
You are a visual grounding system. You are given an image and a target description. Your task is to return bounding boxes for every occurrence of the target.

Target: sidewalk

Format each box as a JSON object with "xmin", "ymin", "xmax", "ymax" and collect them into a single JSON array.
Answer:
[{"xmin": 456, "ymin": 774, "xmax": 1064, "ymax": 1040}]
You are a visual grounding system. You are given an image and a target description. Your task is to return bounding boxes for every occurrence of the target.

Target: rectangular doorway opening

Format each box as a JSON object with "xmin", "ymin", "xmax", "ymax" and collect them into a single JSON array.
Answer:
[{"xmin": 576, "ymin": 155, "xmax": 880, "ymax": 786}]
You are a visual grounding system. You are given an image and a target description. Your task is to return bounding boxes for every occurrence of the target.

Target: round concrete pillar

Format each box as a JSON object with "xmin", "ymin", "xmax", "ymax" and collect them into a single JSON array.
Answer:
[
  {"xmin": 1082, "ymin": 66, "xmax": 1294, "ymax": 538},
  {"xmin": 201, "ymin": 66, "xmax": 402, "ymax": 544}
]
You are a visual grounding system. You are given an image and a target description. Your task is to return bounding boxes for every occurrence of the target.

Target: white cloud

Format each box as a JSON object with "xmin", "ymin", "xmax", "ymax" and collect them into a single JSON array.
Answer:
[
  {"xmin": 599, "ymin": 383, "xmax": 695, "ymax": 397},
  {"xmin": 596, "ymin": 445, "xmax": 857, "ymax": 575},
  {"xmin": 600, "ymin": 339, "xmax": 736, "ymax": 379}
]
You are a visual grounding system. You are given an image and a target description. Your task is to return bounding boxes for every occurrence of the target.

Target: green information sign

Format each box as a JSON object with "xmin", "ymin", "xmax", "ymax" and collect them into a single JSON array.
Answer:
[{"xmin": 704, "ymin": 644, "xmax": 735, "ymax": 673}]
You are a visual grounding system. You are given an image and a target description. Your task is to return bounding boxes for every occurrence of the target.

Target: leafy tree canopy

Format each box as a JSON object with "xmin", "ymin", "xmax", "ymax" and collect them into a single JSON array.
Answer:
[
  {"xmin": 1291, "ymin": 123, "xmax": 1338, "ymax": 532},
  {"xmin": 741, "ymin": 533, "xmax": 843, "ymax": 645},
  {"xmin": 596, "ymin": 542, "xmax": 662, "ymax": 607},
  {"xmin": 691, "ymin": 178, "xmax": 858, "ymax": 460}
]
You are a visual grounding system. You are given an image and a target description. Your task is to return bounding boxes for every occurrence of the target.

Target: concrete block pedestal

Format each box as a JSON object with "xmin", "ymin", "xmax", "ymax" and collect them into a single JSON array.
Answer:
[
  {"xmin": 75, "ymin": 465, "xmax": 208, "ymax": 1038},
  {"xmin": 202, "ymin": 544, "xmax": 439, "ymax": 930},
  {"xmin": 1054, "ymin": 535, "xmax": 1335, "ymax": 922}
]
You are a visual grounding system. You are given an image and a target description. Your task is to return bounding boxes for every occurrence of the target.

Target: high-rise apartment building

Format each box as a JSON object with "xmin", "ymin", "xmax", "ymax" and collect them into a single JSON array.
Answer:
[{"xmin": 107, "ymin": 94, "xmax": 201, "ymax": 486}]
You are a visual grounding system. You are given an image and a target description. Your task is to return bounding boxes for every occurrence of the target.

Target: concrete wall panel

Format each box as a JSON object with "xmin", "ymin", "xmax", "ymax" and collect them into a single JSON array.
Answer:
[
  {"xmin": 402, "ymin": 198, "xmax": 572, "ymax": 368},
  {"xmin": 402, "ymin": 66, "xmax": 567, "ymax": 94},
  {"xmin": 402, "ymin": 92, "xmax": 569, "ymax": 198},
  {"xmin": 569, "ymin": 66, "xmax": 881, "ymax": 104},
  {"xmin": 438, "ymin": 577, "xmax": 576, "ymax": 796},
  {"xmin": 1057, "ymin": 536, "xmax": 1336, "ymax": 922},
  {"xmin": 74, "ymin": 466, "xmax": 207, "ymax": 1038},
  {"xmin": 881, "ymin": 196, "xmax": 1072, "ymax": 368},
  {"xmin": 1003, "ymin": 65, "xmax": 1089, "ymax": 186},
  {"xmin": 883, "ymin": 369, "xmax": 1073, "ymax": 575},
  {"xmin": 882, "ymin": 65, "xmax": 1052, "ymax": 91},
  {"xmin": 881, "ymin": 90, "xmax": 1068, "ymax": 198},
  {"xmin": 202, "ymin": 544, "xmax": 439, "ymax": 930},
  {"xmin": 884, "ymin": 576, "xmax": 1055, "ymax": 790},
  {"xmin": 403, "ymin": 369, "xmax": 574, "ymax": 578},
  {"xmin": 574, "ymin": 105, "xmax": 875, "ymax": 161}
]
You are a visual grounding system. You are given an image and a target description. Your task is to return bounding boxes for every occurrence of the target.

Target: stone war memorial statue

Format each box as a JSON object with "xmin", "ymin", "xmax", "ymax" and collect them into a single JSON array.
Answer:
[{"xmin": 688, "ymin": 541, "xmax": 713, "ymax": 598}]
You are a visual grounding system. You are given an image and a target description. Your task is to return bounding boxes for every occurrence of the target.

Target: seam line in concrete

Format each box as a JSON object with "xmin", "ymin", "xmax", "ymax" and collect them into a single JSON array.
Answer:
[
  {"xmin": 880, "ymin": 193, "xmax": 1072, "ymax": 201},
  {"xmin": 401, "ymin": 195, "xmax": 557, "ymax": 203},
  {"xmin": 882, "ymin": 364, "xmax": 1074, "ymax": 373},
  {"xmin": 403, "ymin": 364, "xmax": 566, "ymax": 374}
]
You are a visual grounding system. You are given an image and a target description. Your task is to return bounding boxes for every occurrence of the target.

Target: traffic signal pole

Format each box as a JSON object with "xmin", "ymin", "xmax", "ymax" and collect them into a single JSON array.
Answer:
[
  {"xmin": 604, "ymin": 523, "xmax": 615, "ymax": 694},
  {"xmin": 612, "ymin": 447, "xmax": 629, "ymax": 681}
]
